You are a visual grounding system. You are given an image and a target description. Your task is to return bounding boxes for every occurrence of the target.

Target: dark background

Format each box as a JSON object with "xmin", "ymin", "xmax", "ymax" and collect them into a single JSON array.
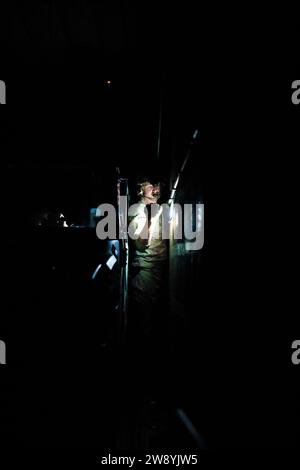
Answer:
[{"xmin": 1, "ymin": 0, "xmax": 300, "ymax": 455}]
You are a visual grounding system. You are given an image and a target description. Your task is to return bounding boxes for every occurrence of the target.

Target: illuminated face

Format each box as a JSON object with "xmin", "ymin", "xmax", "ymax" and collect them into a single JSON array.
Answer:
[{"xmin": 142, "ymin": 182, "xmax": 160, "ymax": 202}]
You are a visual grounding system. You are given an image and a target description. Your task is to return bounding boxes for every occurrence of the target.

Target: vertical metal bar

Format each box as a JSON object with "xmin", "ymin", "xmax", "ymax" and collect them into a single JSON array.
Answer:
[
  {"xmin": 116, "ymin": 172, "xmax": 129, "ymax": 344},
  {"xmin": 157, "ymin": 87, "xmax": 163, "ymax": 160}
]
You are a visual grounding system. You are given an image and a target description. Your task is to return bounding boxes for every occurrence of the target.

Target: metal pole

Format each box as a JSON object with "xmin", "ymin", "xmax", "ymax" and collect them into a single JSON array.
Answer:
[
  {"xmin": 157, "ymin": 87, "xmax": 163, "ymax": 160},
  {"xmin": 169, "ymin": 129, "xmax": 199, "ymax": 204},
  {"xmin": 116, "ymin": 169, "xmax": 129, "ymax": 344}
]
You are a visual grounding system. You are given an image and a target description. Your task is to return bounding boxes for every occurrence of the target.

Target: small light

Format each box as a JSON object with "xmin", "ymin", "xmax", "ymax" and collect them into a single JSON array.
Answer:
[
  {"xmin": 105, "ymin": 80, "xmax": 112, "ymax": 86},
  {"xmin": 106, "ymin": 255, "xmax": 117, "ymax": 271}
]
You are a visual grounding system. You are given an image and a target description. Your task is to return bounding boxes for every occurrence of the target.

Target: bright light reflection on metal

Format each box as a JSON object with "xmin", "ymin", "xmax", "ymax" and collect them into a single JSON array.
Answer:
[
  {"xmin": 92, "ymin": 264, "xmax": 102, "ymax": 280},
  {"xmin": 106, "ymin": 255, "xmax": 117, "ymax": 271}
]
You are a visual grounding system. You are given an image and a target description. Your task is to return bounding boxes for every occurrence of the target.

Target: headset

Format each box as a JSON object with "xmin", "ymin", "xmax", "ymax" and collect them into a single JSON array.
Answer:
[
  {"xmin": 137, "ymin": 184, "xmax": 144, "ymax": 197},
  {"xmin": 136, "ymin": 178, "xmax": 151, "ymax": 197}
]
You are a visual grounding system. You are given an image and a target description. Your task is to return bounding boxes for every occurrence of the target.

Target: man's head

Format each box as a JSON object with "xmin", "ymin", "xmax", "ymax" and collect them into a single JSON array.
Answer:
[{"xmin": 137, "ymin": 180, "xmax": 161, "ymax": 204}]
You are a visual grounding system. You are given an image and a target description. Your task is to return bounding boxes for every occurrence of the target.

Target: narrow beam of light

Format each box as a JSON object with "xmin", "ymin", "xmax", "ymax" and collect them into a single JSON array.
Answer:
[
  {"xmin": 176, "ymin": 408, "xmax": 208, "ymax": 449},
  {"xmin": 92, "ymin": 264, "xmax": 102, "ymax": 280}
]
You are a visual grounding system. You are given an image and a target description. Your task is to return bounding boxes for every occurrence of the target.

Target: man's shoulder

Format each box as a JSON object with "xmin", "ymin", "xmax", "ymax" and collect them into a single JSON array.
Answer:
[{"xmin": 129, "ymin": 201, "xmax": 146, "ymax": 218}]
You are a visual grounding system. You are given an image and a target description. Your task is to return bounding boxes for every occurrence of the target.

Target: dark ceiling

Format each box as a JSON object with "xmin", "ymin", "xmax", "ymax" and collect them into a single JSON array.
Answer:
[
  {"xmin": 7, "ymin": 1, "xmax": 206, "ymax": 67},
  {"xmin": 3, "ymin": 2, "xmax": 208, "ymax": 222},
  {"xmin": 5, "ymin": 1, "xmax": 208, "ymax": 168}
]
